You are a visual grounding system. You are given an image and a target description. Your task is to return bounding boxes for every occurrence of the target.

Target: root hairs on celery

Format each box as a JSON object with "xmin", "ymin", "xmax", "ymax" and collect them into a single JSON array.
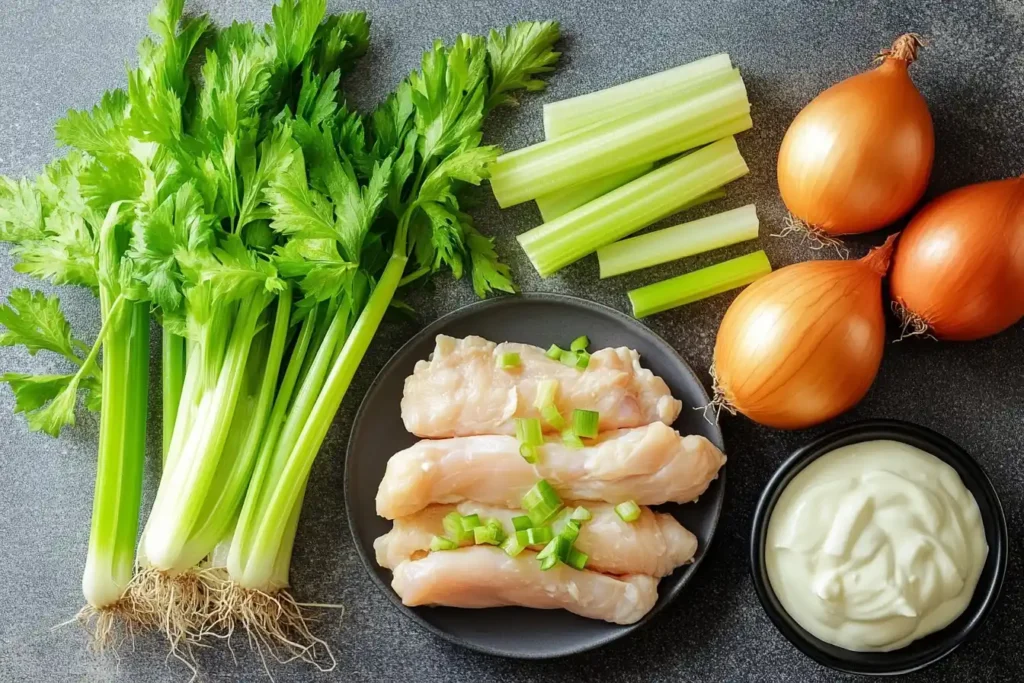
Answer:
[{"xmin": 208, "ymin": 580, "xmax": 341, "ymax": 678}]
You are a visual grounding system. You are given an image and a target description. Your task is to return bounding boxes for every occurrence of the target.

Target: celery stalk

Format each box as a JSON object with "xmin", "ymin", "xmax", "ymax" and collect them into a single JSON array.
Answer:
[
  {"xmin": 490, "ymin": 70, "xmax": 750, "ymax": 207},
  {"xmin": 598, "ymin": 204, "xmax": 759, "ymax": 278},
  {"xmin": 230, "ymin": 253, "xmax": 408, "ymax": 589},
  {"xmin": 161, "ymin": 328, "xmax": 185, "ymax": 461},
  {"xmin": 143, "ymin": 293, "xmax": 273, "ymax": 570},
  {"xmin": 628, "ymin": 250, "xmax": 772, "ymax": 318},
  {"xmin": 82, "ymin": 212, "xmax": 150, "ymax": 609},
  {"xmin": 173, "ymin": 292, "xmax": 293, "ymax": 569},
  {"xmin": 543, "ymin": 54, "xmax": 733, "ymax": 138},
  {"xmin": 535, "ymin": 163, "xmax": 653, "ymax": 222},
  {"xmin": 518, "ymin": 136, "xmax": 750, "ymax": 277}
]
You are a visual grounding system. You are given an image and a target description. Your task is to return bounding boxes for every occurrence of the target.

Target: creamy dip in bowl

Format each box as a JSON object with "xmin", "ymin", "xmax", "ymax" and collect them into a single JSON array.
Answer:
[{"xmin": 750, "ymin": 420, "xmax": 1006, "ymax": 676}]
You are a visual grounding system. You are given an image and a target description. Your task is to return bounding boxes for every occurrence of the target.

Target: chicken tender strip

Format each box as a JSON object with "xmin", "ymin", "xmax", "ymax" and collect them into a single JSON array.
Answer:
[
  {"xmin": 391, "ymin": 545, "xmax": 660, "ymax": 625},
  {"xmin": 401, "ymin": 335, "xmax": 682, "ymax": 437},
  {"xmin": 375, "ymin": 501, "xmax": 698, "ymax": 577},
  {"xmin": 376, "ymin": 422, "xmax": 726, "ymax": 519}
]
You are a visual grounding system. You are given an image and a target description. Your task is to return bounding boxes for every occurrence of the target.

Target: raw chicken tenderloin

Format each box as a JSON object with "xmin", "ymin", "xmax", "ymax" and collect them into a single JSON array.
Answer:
[
  {"xmin": 376, "ymin": 422, "xmax": 726, "ymax": 519},
  {"xmin": 401, "ymin": 335, "xmax": 682, "ymax": 437},
  {"xmin": 374, "ymin": 501, "xmax": 698, "ymax": 577},
  {"xmin": 391, "ymin": 545, "xmax": 660, "ymax": 625}
]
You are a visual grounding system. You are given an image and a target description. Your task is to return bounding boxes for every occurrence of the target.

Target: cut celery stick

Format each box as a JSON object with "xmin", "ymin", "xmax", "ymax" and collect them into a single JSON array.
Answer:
[
  {"xmin": 543, "ymin": 54, "xmax": 734, "ymax": 138},
  {"xmin": 518, "ymin": 118, "xmax": 749, "ymax": 253},
  {"xmin": 518, "ymin": 136, "xmax": 749, "ymax": 277},
  {"xmin": 491, "ymin": 70, "xmax": 750, "ymax": 207},
  {"xmin": 535, "ymin": 163, "xmax": 653, "ymax": 222},
  {"xmin": 598, "ymin": 204, "xmax": 759, "ymax": 278},
  {"xmin": 628, "ymin": 250, "xmax": 772, "ymax": 318}
]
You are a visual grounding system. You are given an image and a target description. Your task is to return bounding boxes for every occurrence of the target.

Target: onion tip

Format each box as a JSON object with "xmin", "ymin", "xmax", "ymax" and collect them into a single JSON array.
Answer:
[
  {"xmin": 875, "ymin": 33, "xmax": 926, "ymax": 65},
  {"xmin": 860, "ymin": 233, "xmax": 899, "ymax": 276}
]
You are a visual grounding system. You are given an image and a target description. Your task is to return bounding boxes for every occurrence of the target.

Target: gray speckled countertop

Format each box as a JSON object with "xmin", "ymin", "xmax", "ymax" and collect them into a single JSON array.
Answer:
[{"xmin": 1, "ymin": 1, "xmax": 1022, "ymax": 681}]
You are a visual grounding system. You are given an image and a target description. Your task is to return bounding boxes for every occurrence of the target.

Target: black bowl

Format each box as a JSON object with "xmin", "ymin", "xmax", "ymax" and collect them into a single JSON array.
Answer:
[
  {"xmin": 749, "ymin": 419, "xmax": 1007, "ymax": 676},
  {"xmin": 345, "ymin": 293, "xmax": 726, "ymax": 658}
]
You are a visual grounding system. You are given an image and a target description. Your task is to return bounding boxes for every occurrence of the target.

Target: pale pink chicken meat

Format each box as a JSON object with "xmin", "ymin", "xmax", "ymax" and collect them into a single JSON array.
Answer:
[
  {"xmin": 376, "ymin": 422, "xmax": 726, "ymax": 519},
  {"xmin": 401, "ymin": 335, "xmax": 682, "ymax": 437},
  {"xmin": 374, "ymin": 501, "xmax": 698, "ymax": 577},
  {"xmin": 391, "ymin": 545, "xmax": 660, "ymax": 625}
]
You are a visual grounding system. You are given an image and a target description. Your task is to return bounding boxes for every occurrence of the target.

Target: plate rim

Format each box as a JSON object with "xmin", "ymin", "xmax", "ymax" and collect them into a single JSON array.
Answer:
[{"xmin": 343, "ymin": 291, "xmax": 726, "ymax": 659}]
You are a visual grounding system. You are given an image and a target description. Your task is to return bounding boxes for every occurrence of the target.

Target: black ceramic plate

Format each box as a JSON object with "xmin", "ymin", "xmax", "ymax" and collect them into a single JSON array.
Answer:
[
  {"xmin": 749, "ymin": 420, "xmax": 1007, "ymax": 676},
  {"xmin": 345, "ymin": 293, "xmax": 726, "ymax": 658}
]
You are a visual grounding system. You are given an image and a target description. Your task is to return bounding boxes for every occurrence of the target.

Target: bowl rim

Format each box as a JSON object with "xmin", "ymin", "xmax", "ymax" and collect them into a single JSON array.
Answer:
[
  {"xmin": 344, "ymin": 291, "xmax": 727, "ymax": 658},
  {"xmin": 749, "ymin": 418, "xmax": 1008, "ymax": 676}
]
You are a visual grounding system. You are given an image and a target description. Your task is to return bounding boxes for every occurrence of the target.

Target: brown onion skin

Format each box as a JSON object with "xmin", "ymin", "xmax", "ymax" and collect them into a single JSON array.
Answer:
[
  {"xmin": 713, "ymin": 238, "xmax": 894, "ymax": 429},
  {"xmin": 890, "ymin": 177, "xmax": 1024, "ymax": 340},
  {"xmin": 777, "ymin": 39, "xmax": 934, "ymax": 235}
]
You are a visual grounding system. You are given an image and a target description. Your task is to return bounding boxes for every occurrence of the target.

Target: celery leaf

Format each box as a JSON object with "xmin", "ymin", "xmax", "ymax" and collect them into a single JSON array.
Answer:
[{"xmin": 485, "ymin": 21, "xmax": 561, "ymax": 111}]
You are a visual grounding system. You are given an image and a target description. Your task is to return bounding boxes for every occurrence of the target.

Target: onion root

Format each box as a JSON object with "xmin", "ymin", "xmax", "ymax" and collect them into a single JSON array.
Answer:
[
  {"xmin": 892, "ymin": 299, "xmax": 937, "ymax": 341},
  {"xmin": 771, "ymin": 214, "xmax": 850, "ymax": 258}
]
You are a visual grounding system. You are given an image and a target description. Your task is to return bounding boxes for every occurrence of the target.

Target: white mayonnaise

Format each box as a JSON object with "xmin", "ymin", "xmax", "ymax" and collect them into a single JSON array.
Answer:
[{"xmin": 765, "ymin": 439, "xmax": 987, "ymax": 652}]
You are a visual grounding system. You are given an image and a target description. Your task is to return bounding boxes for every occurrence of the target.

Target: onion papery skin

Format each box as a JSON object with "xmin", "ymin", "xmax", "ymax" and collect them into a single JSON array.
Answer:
[
  {"xmin": 713, "ymin": 238, "xmax": 895, "ymax": 429},
  {"xmin": 890, "ymin": 177, "xmax": 1024, "ymax": 341},
  {"xmin": 777, "ymin": 37, "xmax": 934, "ymax": 235}
]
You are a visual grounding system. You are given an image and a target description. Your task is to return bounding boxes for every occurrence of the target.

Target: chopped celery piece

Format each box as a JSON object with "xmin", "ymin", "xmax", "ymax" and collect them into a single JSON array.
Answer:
[
  {"xmin": 574, "ymin": 351, "xmax": 590, "ymax": 369},
  {"xmin": 536, "ymin": 538, "xmax": 557, "ymax": 561},
  {"xmin": 560, "ymin": 519, "xmax": 581, "ymax": 544},
  {"xmin": 501, "ymin": 534, "xmax": 527, "ymax": 557},
  {"xmin": 519, "ymin": 443, "xmax": 539, "ymax": 464},
  {"xmin": 535, "ymin": 163, "xmax": 653, "ymax": 222},
  {"xmin": 522, "ymin": 480, "xmax": 563, "ymax": 525},
  {"xmin": 519, "ymin": 136, "xmax": 750, "ymax": 277},
  {"xmin": 474, "ymin": 524, "xmax": 503, "ymax": 545},
  {"xmin": 515, "ymin": 417, "xmax": 544, "ymax": 446},
  {"xmin": 524, "ymin": 527, "xmax": 554, "ymax": 546},
  {"xmin": 562, "ymin": 430, "xmax": 584, "ymax": 449},
  {"xmin": 512, "ymin": 515, "xmax": 534, "ymax": 532},
  {"xmin": 519, "ymin": 443, "xmax": 539, "ymax": 463},
  {"xmin": 491, "ymin": 70, "xmax": 750, "ymax": 207},
  {"xmin": 629, "ymin": 250, "xmax": 772, "ymax": 318},
  {"xmin": 566, "ymin": 548, "xmax": 589, "ymax": 570},
  {"xmin": 539, "ymin": 554, "xmax": 560, "ymax": 571},
  {"xmin": 571, "ymin": 409, "xmax": 599, "ymax": 438},
  {"xmin": 534, "ymin": 378, "xmax": 559, "ymax": 409},
  {"xmin": 443, "ymin": 511, "xmax": 473, "ymax": 544},
  {"xmin": 545, "ymin": 344, "xmax": 564, "ymax": 360},
  {"xmin": 541, "ymin": 403, "xmax": 567, "ymax": 430},
  {"xmin": 430, "ymin": 535, "xmax": 459, "ymax": 551},
  {"xmin": 460, "ymin": 514, "xmax": 483, "ymax": 532},
  {"xmin": 614, "ymin": 500, "xmax": 642, "ymax": 523},
  {"xmin": 497, "ymin": 352, "xmax": 521, "ymax": 369},
  {"xmin": 570, "ymin": 335, "xmax": 589, "ymax": 352},
  {"xmin": 543, "ymin": 54, "xmax": 734, "ymax": 138},
  {"xmin": 598, "ymin": 204, "xmax": 760, "ymax": 278},
  {"xmin": 570, "ymin": 506, "xmax": 592, "ymax": 522},
  {"xmin": 559, "ymin": 350, "xmax": 579, "ymax": 367}
]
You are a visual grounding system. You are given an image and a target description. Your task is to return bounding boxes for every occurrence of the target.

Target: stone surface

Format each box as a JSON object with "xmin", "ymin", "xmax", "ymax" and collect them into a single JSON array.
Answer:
[{"xmin": 1, "ymin": 0, "xmax": 1022, "ymax": 681}]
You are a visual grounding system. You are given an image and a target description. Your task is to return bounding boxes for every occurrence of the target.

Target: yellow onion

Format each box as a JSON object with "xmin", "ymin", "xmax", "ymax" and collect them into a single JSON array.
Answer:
[
  {"xmin": 890, "ymin": 177, "xmax": 1024, "ymax": 340},
  {"xmin": 777, "ymin": 34, "xmax": 934, "ymax": 235},
  {"xmin": 713, "ymin": 236, "xmax": 896, "ymax": 429}
]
